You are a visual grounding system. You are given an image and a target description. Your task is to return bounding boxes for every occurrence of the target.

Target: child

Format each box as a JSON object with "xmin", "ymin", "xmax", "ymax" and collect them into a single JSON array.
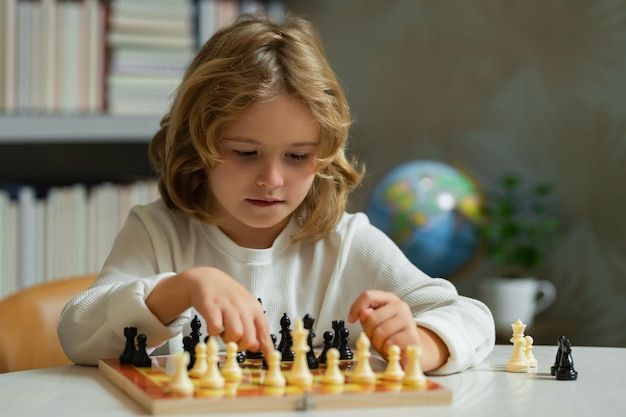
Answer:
[{"xmin": 58, "ymin": 13, "xmax": 494, "ymax": 375}]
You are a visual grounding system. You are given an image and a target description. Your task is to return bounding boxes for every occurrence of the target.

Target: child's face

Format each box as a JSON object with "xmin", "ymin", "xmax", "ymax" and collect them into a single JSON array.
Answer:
[{"xmin": 210, "ymin": 94, "xmax": 320, "ymax": 248}]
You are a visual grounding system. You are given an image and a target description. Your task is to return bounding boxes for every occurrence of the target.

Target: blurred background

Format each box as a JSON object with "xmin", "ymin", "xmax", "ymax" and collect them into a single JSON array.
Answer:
[{"xmin": 285, "ymin": 0, "xmax": 626, "ymax": 347}]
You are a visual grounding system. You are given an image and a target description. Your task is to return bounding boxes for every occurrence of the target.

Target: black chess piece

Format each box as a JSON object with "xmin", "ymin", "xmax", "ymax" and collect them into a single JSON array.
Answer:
[
  {"xmin": 183, "ymin": 335, "xmax": 195, "ymax": 370},
  {"xmin": 551, "ymin": 335, "xmax": 566, "ymax": 376},
  {"xmin": 556, "ymin": 337, "xmax": 578, "ymax": 381},
  {"xmin": 190, "ymin": 315, "xmax": 202, "ymax": 346},
  {"xmin": 132, "ymin": 333, "xmax": 152, "ymax": 367},
  {"xmin": 331, "ymin": 320, "xmax": 345, "ymax": 349},
  {"xmin": 281, "ymin": 335, "xmax": 295, "ymax": 361},
  {"xmin": 303, "ymin": 314, "xmax": 319, "ymax": 369},
  {"xmin": 119, "ymin": 326, "xmax": 138, "ymax": 364},
  {"xmin": 317, "ymin": 331, "xmax": 334, "ymax": 364},
  {"xmin": 337, "ymin": 327, "xmax": 353, "ymax": 360},
  {"xmin": 277, "ymin": 313, "xmax": 291, "ymax": 353},
  {"xmin": 237, "ymin": 351, "xmax": 246, "ymax": 364}
]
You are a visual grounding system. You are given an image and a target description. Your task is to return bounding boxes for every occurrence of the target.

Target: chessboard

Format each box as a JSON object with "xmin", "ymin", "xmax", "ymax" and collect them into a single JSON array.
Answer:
[{"xmin": 99, "ymin": 354, "xmax": 452, "ymax": 414}]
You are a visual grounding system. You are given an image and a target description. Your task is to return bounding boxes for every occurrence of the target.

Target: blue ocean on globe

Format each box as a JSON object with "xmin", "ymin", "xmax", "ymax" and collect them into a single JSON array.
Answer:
[{"xmin": 365, "ymin": 160, "xmax": 481, "ymax": 279}]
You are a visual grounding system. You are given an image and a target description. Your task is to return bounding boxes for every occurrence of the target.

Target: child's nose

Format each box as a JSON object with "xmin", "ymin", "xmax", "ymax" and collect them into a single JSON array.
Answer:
[{"xmin": 256, "ymin": 161, "xmax": 284, "ymax": 189}]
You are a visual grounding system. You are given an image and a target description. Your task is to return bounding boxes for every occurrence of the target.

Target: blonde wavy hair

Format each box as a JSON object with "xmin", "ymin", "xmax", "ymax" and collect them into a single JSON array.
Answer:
[{"xmin": 149, "ymin": 13, "xmax": 364, "ymax": 242}]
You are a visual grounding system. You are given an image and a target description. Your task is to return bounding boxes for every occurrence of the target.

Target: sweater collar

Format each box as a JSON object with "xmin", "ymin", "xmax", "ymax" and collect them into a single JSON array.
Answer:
[{"xmin": 202, "ymin": 216, "xmax": 299, "ymax": 264}]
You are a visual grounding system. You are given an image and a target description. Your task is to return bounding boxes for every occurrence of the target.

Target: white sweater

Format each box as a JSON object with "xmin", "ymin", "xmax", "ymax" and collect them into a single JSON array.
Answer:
[{"xmin": 58, "ymin": 199, "xmax": 494, "ymax": 375}]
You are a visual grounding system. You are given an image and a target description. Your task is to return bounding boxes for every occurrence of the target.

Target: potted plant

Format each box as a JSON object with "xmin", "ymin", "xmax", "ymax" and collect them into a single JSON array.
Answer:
[{"xmin": 476, "ymin": 174, "xmax": 559, "ymax": 337}]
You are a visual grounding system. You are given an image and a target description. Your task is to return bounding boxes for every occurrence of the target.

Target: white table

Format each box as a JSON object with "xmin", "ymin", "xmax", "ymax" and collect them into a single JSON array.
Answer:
[{"xmin": 1, "ymin": 345, "xmax": 625, "ymax": 417}]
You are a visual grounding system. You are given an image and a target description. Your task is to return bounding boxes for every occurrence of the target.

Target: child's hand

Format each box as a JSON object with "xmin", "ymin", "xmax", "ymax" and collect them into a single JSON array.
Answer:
[
  {"xmin": 347, "ymin": 290, "xmax": 420, "ymax": 368},
  {"xmin": 146, "ymin": 266, "xmax": 274, "ymax": 359}
]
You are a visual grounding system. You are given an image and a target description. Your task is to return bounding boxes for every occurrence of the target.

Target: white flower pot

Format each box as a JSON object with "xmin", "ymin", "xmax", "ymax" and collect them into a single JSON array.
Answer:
[{"xmin": 477, "ymin": 277, "xmax": 557, "ymax": 338}]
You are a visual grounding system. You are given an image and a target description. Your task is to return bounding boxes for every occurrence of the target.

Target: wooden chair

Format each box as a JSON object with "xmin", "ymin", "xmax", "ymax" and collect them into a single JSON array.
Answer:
[{"xmin": 0, "ymin": 273, "xmax": 97, "ymax": 373}]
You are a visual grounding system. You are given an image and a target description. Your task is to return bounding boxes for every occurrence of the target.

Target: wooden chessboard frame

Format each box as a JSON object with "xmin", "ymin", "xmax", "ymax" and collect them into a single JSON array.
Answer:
[{"xmin": 99, "ymin": 355, "xmax": 452, "ymax": 414}]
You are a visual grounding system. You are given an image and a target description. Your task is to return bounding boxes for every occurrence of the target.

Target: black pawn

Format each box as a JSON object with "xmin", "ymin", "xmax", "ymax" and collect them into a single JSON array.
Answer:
[
  {"xmin": 337, "ymin": 327, "xmax": 353, "ymax": 360},
  {"xmin": 303, "ymin": 314, "xmax": 319, "ymax": 369},
  {"xmin": 132, "ymin": 334, "xmax": 152, "ymax": 367},
  {"xmin": 277, "ymin": 313, "xmax": 291, "ymax": 353},
  {"xmin": 190, "ymin": 315, "xmax": 202, "ymax": 346},
  {"xmin": 183, "ymin": 335, "xmax": 195, "ymax": 370},
  {"xmin": 119, "ymin": 326, "xmax": 137, "ymax": 364},
  {"xmin": 331, "ymin": 320, "xmax": 345, "ymax": 349},
  {"xmin": 237, "ymin": 351, "xmax": 246, "ymax": 364},
  {"xmin": 318, "ymin": 331, "xmax": 334, "ymax": 364},
  {"xmin": 551, "ymin": 335, "xmax": 566, "ymax": 376},
  {"xmin": 556, "ymin": 337, "xmax": 578, "ymax": 381}
]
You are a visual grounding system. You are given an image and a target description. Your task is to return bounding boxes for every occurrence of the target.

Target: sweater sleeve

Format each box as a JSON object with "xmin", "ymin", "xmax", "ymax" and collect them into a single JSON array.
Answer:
[
  {"xmin": 338, "ymin": 213, "xmax": 495, "ymax": 375},
  {"xmin": 57, "ymin": 204, "xmax": 189, "ymax": 366}
]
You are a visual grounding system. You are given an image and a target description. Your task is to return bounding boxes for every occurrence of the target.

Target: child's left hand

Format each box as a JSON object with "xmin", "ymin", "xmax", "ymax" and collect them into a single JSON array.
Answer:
[{"xmin": 347, "ymin": 290, "xmax": 421, "ymax": 368}]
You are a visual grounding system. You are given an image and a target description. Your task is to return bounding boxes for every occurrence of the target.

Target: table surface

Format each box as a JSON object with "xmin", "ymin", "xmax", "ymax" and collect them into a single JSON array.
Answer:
[{"xmin": 1, "ymin": 345, "xmax": 625, "ymax": 417}]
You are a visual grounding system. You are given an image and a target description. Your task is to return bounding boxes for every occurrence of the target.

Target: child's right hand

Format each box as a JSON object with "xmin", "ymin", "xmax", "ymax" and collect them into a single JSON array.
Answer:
[{"xmin": 146, "ymin": 266, "xmax": 274, "ymax": 358}]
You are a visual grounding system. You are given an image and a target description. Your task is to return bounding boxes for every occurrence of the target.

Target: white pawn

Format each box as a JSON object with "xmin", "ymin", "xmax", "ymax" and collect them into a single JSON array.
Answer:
[
  {"xmin": 351, "ymin": 332, "xmax": 376, "ymax": 385},
  {"xmin": 524, "ymin": 335, "xmax": 538, "ymax": 368},
  {"xmin": 263, "ymin": 350, "xmax": 286, "ymax": 387},
  {"xmin": 402, "ymin": 345, "xmax": 426, "ymax": 388},
  {"xmin": 321, "ymin": 348, "xmax": 345, "ymax": 385},
  {"xmin": 382, "ymin": 344, "xmax": 405, "ymax": 382},
  {"xmin": 188, "ymin": 342, "xmax": 208, "ymax": 378},
  {"xmin": 169, "ymin": 352, "xmax": 195, "ymax": 396},
  {"xmin": 200, "ymin": 336, "xmax": 225, "ymax": 389},
  {"xmin": 221, "ymin": 341, "xmax": 243, "ymax": 383}
]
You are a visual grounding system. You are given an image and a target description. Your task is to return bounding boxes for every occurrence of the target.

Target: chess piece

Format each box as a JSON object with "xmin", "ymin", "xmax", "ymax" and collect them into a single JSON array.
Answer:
[
  {"xmin": 382, "ymin": 344, "xmax": 405, "ymax": 382},
  {"xmin": 262, "ymin": 350, "xmax": 286, "ymax": 387},
  {"xmin": 524, "ymin": 335, "xmax": 538, "ymax": 368},
  {"xmin": 303, "ymin": 314, "xmax": 319, "ymax": 369},
  {"xmin": 321, "ymin": 348, "xmax": 345, "ymax": 385},
  {"xmin": 556, "ymin": 337, "xmax": 578, "ymax": 381},
  {"xmin": 351, "ymin": 332, "xmax": 375, "ymax": 385},
  {"xmin": 331, "ymin": 320, "xmax": 345, "ymax": 349},
  {"xmin": 337, "ymin": 327, "xmax": 353, "ymax": 360},
  {"xmin": 221, "ymin": 341, "xmax": 243, "ymax": 383},
  {"xmin": 199, "ymin": 336, "xmax": 224, "ymax": 389},
  {"xmin": 132, "ymin": 333, "xmax": 152, "ymax": 367},
  {"xmin": 318, "ymin": 331, "xmax": 334, "ymax": 364},
  {"xmin": 183, "ymin": 335, "xmax": 195, "ymax": 370},
  {"xmin": 286, "ymin": 317, "xmax": 313, "ymax": 387},
  {"xmin": 188, "ymin": 342, "xmax": 208, "ymax": 378},
  {"xmin": 506, "ymin": 319, "xmax": 530, "ymax": 373},
  {"xmin": 169, "ymin": 352, "xmax": 195, "ymax": 396},
  {"xmin": 190, "ymin": 315, "xmax": 202, "ymax": 346},
  {"xmin": 236, "ymin": 351, "xmax": 246, "ymax": 364},
  {"xmin": 551, "ymin": 335, "xmax": 567, "ymax": 376},
  {"xmin": 278, "ymin": 313, "xmax": 294, "ymax": 361},
  {"xmin": 119, "ymin": 326, "xmax": 137, "ymax": 364},
  {"xmin": 402, "ymin": 345, "xmax": 426, "ymax": 388}
]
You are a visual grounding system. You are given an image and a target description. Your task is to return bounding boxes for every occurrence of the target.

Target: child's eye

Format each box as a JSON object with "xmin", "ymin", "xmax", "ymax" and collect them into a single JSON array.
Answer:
[
  {"xmin": 234, "ymin": 150, "xmax": 257, "ymax": 159},
  {"xmin": 287, "ymin": 153, "xmax": 308, "ymax": 161}
]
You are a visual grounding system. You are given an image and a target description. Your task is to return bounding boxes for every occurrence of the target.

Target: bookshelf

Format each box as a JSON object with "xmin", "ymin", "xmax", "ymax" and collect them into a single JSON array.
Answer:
[{"xmin": 0, "ymin": 0, "xmax": 285, "ymax": 297}]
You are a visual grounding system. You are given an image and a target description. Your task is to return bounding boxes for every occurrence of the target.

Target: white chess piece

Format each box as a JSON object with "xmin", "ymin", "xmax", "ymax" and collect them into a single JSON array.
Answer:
[
  {"xmin": 221, "ymin": 341, "xmax": 243, "ymax": 383},
  {"xmin": 188, "ymin": 342, "xmax": 208, "ymax": 378},
  {"xmin": 287, "ymin": 317, "xmax": 314, "ymax": 387},
  {"xmin": 351, "ymin": 333, "xmax": 376, "ymax": 385},
  {"xmin": 199, "ymin": 336, "xmax": 225, "ymax": 389},
  {"xmin": 382, "ymin": 344, "xmax": 405, "ymax": 382},
  {"xmin": 506, "ymin": 319, "xmax": 530, "ymax": 373},
  {"xmin": 263, "ymin": 350, "xmax": 286, "ymax": 387},
  {"xmin": 402, "ymin": 345, "xmax": 426, "ymax": 388},
  {"xmin": 169, "ymin": 352, "xmax": 195, "ymax": 396},
  {"xmin": 524, "ymin": 335, "xmax": 538, "ymax": 368},
  {"xmin": 321, "ymin": 348, "xmax": 345, "ymax": 385}
]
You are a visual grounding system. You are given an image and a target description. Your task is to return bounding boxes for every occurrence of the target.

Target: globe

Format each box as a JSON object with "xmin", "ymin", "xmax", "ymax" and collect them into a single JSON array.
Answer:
[{"xmin": 365, "ymin": 160, "xmax": 481, "ymax": 279}]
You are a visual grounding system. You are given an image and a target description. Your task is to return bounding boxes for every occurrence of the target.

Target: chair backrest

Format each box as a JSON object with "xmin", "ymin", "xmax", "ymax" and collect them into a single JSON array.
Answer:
[{"xmin": 0, "ymin": 274, "xmax": 97, "ymax": 373}]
